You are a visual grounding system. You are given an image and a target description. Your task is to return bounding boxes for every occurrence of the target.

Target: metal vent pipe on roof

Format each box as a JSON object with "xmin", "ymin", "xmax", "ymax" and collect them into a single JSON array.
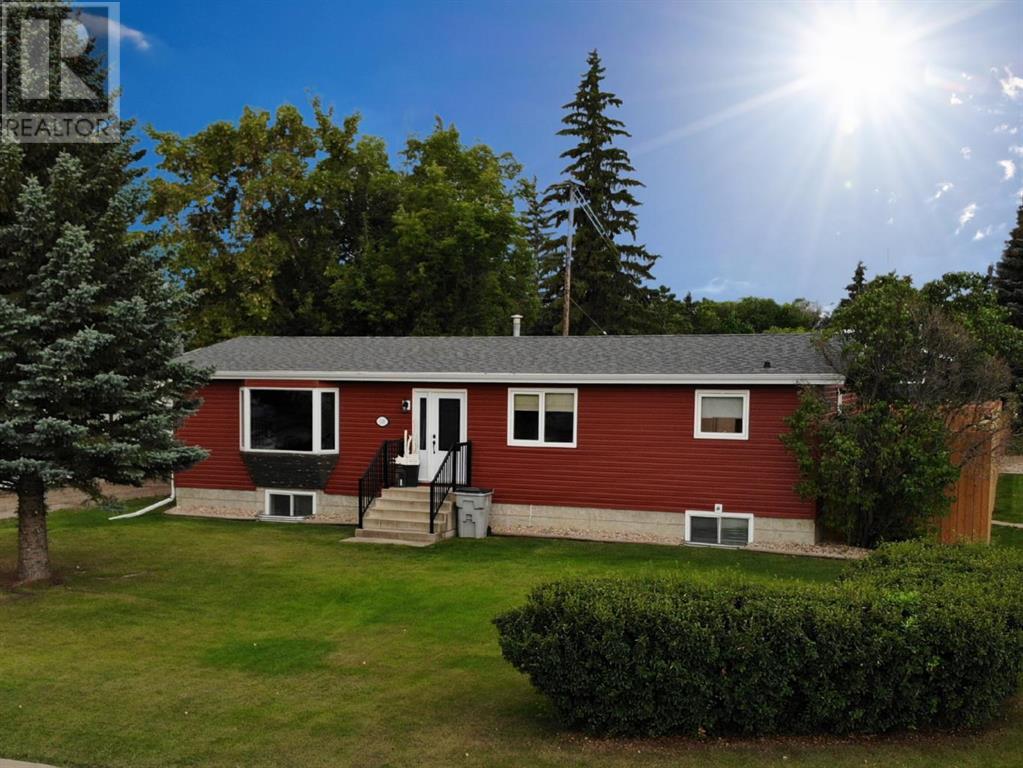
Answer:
[{"xmin": 511, "ymin": 314, "xmax": 523, "ymax": 337}]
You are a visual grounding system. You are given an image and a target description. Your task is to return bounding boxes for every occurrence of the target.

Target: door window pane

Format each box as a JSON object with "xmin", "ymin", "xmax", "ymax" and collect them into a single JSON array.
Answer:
[
  {"xmin": 689, "ymin": 516, "xmax": 719, "ymax": 544},
  {"xmin": 250, "ymin": 390, "xmax": 313, "ymax": 451},
  {"xmin": 544, "ymin": 393, "xmax": 575, "ymax": 443},
  {"xmin": 438, "ymin": 398, "xmax": 461, "ymax": 451},
  {"xmin": 319, "ymin": 392, "xmax": 336, "ymax": 451},
  {"xmin": 700, "ymin": 396, "xmax": 744, "ymax": 434},
  {"xmin": 513, "ymin": 394, "xmax": 540, "ymax": 440},
  {"xmin": 720, "ymin": 517, "xmax": 750, "ymax": 546},
  {"xmin": 419, "ymin": 397, "xmax": 428, "ymax": 451}
]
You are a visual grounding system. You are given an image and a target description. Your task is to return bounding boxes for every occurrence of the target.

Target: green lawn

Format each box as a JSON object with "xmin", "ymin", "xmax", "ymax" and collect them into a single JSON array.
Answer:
[
  {"xmin": 994, "ymin": 474, "xmax": 1023, "ymax": 524},
  {"xmin": 1, "ymin": 504, "xmax": 1021, "ymax": 768}
]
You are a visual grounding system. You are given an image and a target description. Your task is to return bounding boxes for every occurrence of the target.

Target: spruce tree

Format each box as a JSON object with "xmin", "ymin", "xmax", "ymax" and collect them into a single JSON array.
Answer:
[
  {"xmin": 838, "ymin": 261, "xmax": 867, "ymax": 309},
  {"xmin": 541, "ymin": 50, "xmax": 658, "ymax": 335},
  {"xmin": 517, "ymin": 177, "xmax": 553, "ymax": 333},
  {"xmin": 995, "ymin": 201, "xmax": 1023, "ymax": 328},
  {"xmin": 0, "ymin": 137, "xmax": 208, "ymax": 582},
  {"xmin": 0, "ymin": 2, "xmax": 207, "ymax": 583}
]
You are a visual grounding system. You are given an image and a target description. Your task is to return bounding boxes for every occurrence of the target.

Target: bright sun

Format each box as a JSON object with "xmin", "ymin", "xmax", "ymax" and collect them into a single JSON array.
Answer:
[{"xmin": 799, "ymin": 5, "xmax": 916, "ymax": 133}]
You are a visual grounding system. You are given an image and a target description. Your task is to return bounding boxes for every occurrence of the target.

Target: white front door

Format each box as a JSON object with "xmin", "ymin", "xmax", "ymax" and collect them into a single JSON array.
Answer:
[{"xmin": 412, "ymin": 389, "xmax": 468, "ymax": 481}]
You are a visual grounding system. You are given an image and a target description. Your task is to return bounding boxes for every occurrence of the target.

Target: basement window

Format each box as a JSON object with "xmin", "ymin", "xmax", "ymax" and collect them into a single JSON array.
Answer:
[
  {"xmin": 263, "ymin": 490, "xmax": 316, "ymax": 519},
  {"xmin": 507, "ymin": 389, "xmax": 577, "ymax": 447},
  {"xmin": 685, "ymin": 511, "xmax": 753, "ymax": 547},
  {"xmin": 694, "ymin": 390, "xmax": 749, "ymax": 440},
  {"xmin": 242, "ymin": 387, "xmax": 339, "ymax": 454}
]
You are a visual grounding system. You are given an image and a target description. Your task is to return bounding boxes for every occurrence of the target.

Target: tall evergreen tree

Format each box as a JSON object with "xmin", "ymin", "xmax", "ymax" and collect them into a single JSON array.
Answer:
[
  {"xmin": 995, "ymin": 201, "xmax": 1023, "ymax": 328},
  {"xmin": 541, "ymin": 50, "xmax": 659, "ymax": 335},
  {"xmin": 0, "ymin": 136, "xmax": 208, "ymax": 583},
  {"xmin": 0, "ymin": 1, "xmax": 207, "ymax": 583},
  {"xmin": 517, "ymin": 177, "xmax": 552, "ymax": 332},
  {"xmin": 839, "ymin": 261, "xmax": 868, "ymax": 309}
]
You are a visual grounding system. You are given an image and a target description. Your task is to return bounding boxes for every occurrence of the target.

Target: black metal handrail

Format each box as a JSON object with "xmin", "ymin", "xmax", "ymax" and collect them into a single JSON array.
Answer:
[
  {"xmin": 358, "ymin": 439, "xmax": 403, "ymax": 528},
  {"xmin": 428, "ymin": 441, "xmax": 472, "ymax": 534}
]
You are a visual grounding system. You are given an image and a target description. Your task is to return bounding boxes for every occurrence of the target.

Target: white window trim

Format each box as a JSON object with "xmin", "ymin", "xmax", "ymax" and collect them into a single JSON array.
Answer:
[
  {"xmin": 684, "ymin": 510, "xmax": 754, "ymax": 547},
  {"xmin": 693, "ymin": 389, "xmax": 750, "ymax": 441},
  {"xmin": 241, "ymin": 386, "xmax": 340, "ymax": 455},
  {"xmin": 506, "ymin": 388, "xmax": 578, "ymax": 448},
  {"xmin": 262, "ymin": 489, "xmax": 317, "ymax": 519}
]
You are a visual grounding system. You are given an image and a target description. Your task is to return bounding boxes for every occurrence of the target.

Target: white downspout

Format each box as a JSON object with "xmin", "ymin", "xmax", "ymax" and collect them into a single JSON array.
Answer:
[{"xmin": 109, "ymin": 476, "xmax": 175, "ymax": 520}]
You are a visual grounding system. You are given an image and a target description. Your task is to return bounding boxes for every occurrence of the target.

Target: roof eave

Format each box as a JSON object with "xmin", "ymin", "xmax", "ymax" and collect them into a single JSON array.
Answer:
[{"xmin": 204, "ymin": 369, "xmax": 845, "ymax": 385}]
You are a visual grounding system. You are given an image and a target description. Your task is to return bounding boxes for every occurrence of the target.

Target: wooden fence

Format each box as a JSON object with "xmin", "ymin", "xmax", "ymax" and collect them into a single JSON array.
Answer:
[{"xmin": 936, "ymin": 403, "xmax": 1011, "ymax": 544}]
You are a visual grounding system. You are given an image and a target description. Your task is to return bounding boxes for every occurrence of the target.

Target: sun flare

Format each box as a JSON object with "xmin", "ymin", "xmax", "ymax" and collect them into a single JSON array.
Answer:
[{"xmin": 798, "ymin": 5, "xmax": 917, "ymax": 133}]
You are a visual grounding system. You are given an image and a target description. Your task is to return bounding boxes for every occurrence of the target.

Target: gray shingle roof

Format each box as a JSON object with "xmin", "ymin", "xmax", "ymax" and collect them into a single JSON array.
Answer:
[{"xmin": 178, "ymin": 334, "xmax": 841, "ymax": 384}]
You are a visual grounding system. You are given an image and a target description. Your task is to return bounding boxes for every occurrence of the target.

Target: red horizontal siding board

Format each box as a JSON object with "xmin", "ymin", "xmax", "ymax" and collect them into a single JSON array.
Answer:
[
  {"xmin": 176, "ymin": 380, "xmax": 254, "ymax": 490},
  {"xmin": 176, "ymin": 380, "xmax": 815, "ymax": 520}
]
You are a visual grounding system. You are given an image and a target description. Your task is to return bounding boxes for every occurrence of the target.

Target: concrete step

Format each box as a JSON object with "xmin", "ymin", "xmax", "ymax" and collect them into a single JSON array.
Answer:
[
  {"xmin": 371, "ymin": 499, "xmax": 452, "ymax": 516},
  {"xmin": 349, "ymin": 527, "xmax": 454, "ymax": 545},
  {"xmin": 363, "ymin": 515, "xmax": 452, "ymax": 534},
  {"xmin": 344, "ymin": 534, "xmax": 434, "ymax": 548},
  {"xmin": 381, "ymin": 486, "xmax": 432, "ymax": 501},
  {"xmin": 366, "ymin": 506, "xmax": 450, "ymax": 524}
]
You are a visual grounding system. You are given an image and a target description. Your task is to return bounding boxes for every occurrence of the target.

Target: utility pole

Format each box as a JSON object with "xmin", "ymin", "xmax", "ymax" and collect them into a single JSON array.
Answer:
[{"xmin": 562, "ymin": 185, "xmax": 575, "ymax": 337}]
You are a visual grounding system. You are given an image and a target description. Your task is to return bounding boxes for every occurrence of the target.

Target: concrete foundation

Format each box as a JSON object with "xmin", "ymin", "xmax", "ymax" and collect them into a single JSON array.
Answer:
[
  {"xmin": 490, "ymin": 502, "xmax": 817, "ymax": 546},
  {"xmin": 172, "ymin": 487, "xmax": 357, "ymax": 524},
  {"xmin": 172, "ymin": 488, "xmax": 817, "ymax": 545}
]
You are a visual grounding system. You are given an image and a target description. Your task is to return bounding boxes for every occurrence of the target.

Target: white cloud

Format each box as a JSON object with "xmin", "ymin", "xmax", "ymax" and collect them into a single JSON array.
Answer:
[
  {"xmin": 999, "ymin": 66, "xmax": 1023, "ymax": 100},
  {"xmin": 692, "ymin": 277, "xmax": 752, "ymax": 296},
  {"xmin": 78, "ymin": 12, "xmax": 152, "ymax": 52},
  {"xmin": 994, "ymin": 123, "xmax": 1020, "ymax": 135},
  {"xmin": 949, "ymin": 93, "xmax": 963, "ymax": 106},
  {"xmin": 973, "ymin": 225, "xmax": 994, "ymax": 241},
  {"xmin": 1010, "ymin": 145, "xmax": 1023, "ymax": 157},
  {"xmin": 928, "ymin": 181, "xmax": 954, "ymax": 202},
  {"xmin": 999, "ymin": 160, "xmax": 1017, "ymax": 181},
  {"xmin": 956, "ymin": 203, "xmax": 977, "ymax": 235},
  {"xmin": 961, "ymin": 146, "xmax": 972, "ymax": 159}
]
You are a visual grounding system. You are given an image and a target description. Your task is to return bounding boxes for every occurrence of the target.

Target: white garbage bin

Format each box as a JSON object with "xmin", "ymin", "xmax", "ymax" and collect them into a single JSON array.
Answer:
[{"xmin": 455, "ymin": 487, "xmax": 493, "ymax": 539}]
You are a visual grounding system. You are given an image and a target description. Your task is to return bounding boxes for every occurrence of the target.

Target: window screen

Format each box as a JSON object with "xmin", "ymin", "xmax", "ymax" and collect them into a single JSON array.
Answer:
[
  {"xmin": 720, "ymin": 517, "xmax": 750, "ymax": 546},
  {"xmin": 700, "ymin": 395, "xmax": 744, "ymax": 434},
  {"xmin": 688, "ymin": 514, "xmax": 751, "ymax": 546},
  {"xmin": 689, "ymin": 515, "xmax": 719, "ymax": 545}
]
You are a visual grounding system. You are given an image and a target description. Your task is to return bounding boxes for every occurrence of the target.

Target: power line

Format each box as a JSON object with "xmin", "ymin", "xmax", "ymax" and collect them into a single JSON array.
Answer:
[{"xmin": 556, "ymin": 180, "xmax": 619, "ymax": 336}]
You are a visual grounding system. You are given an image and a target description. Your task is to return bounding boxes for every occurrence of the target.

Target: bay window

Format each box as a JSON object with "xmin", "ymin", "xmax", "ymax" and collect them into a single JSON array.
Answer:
[{"xmin": 242, "ymin": 387, "xmax": 339, "ymax": 453}]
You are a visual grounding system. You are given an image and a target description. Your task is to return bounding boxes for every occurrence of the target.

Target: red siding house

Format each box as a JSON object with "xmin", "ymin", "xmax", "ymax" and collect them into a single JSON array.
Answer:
[{"xmin": 174, "ymin": 334, "xmax": 842, "ymax": 546}]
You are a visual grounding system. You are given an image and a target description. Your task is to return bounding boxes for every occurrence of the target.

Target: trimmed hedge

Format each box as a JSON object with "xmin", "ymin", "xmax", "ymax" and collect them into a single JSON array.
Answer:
[{"xmin": 493, "ymin": 542, "xmax": 1023, "ymax": 737}]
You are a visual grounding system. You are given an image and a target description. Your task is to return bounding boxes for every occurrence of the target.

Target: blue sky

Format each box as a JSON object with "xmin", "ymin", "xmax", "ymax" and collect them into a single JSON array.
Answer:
[{"xmin": 115, "ymin": 0, "xmax": 1022, "ymax": 306}]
